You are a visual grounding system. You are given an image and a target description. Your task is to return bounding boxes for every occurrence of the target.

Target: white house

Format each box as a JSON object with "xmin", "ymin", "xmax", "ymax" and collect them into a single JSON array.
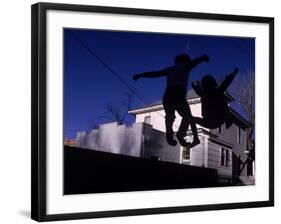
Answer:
[{"xmin": 76, "ymin": 89, "xmax": 254, "ymax": 185}]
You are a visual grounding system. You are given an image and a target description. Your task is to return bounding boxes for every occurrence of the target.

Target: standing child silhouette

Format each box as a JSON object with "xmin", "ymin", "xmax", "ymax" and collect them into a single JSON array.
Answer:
[
  {"xmin": 191, "ymin": 68, "xmax": 238, "ymax": 129},
  {"xmin": 133, "ymin": 54, "xmax": 209, "ymax": 147}
]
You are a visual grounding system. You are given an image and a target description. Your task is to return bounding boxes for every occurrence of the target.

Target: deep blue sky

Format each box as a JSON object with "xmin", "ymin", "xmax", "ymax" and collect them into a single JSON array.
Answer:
[{"xmin": 64, "ymin": 28, "xmax": 255, "ymax": 139}]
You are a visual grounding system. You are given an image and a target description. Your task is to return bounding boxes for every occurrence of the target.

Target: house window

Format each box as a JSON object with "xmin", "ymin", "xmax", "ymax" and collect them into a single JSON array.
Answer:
[
  {"xmin": 238, "ymin": 155, "xmax": 241, "ymax": 169},
  {"xmin": 221, "ymin": 148, "xmax": 225, "ymax": 166},
  {"xmin": 182, "ymin": 147, "xmax": 190, "ymax": 160},
  {"xmin": 225, "ymin": 149, "xmax": 230, "ymax": 166},
  {"xmin": 237, "ymin": 126, "xmax": 242, "ymax": 143},
  {"xmin": 221, "ymin": 147, "xmax": 230, "ymax": 167},
  {"xmin": 144, "ymin": 115, "xmax": 151, "ymax": 124}
]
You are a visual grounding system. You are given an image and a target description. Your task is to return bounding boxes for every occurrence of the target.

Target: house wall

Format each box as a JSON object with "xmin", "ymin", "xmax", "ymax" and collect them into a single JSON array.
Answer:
[
  {"xmin": 76, "ymin": 122, "xmax": 144, "ymax": 157},
  {"xmin": 141, "ymin": 124, "xmax": 182, "ymax": 163},
  {"xmin": 185, "ymin": 131, "xmax": 233, "ymax": 177},
  {"xmin": 212, "ymin": 123, "xmax": 248, "ymax": 176},
  {"xmin": 185, "ymin": 134, "xmax": 206, "ymax": 167},
  {"xmin": 135, "ymin": 109, "xmax": 166, "ymax": 132},
  {"xmin": 135, "ymin": 101, "xmax": 202, "ymax": 133},
  {"xmin": 207, "ymin": 140, "xmax": 233, "ymax": 177}
]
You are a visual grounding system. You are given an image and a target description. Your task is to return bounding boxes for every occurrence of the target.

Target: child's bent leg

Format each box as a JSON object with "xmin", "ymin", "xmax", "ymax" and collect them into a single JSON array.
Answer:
[
  {"xmin": 193, "ymin": 117, "xmax": 212, "ymax": 128},
  {"xmin": 165, "ymin": 116, "xmax": 177, "ymax": 146},
  {"xmin": 163, "ymin": 100, "xmax": 177, "ymax": 146},
  {"xmin": 176, "ymin": 122, "xmax": 189, "ymax": 147},
  {"xmin": 176, "ymin": 110, "xmax": 189, "ymax": 147},
  {"xmin": 165, "ymin": 114, "xmax": 175, "ymax": 135},
  {"xmin": 176, "ymin": 103, "xmax": 200, "ymax": 147},
  {"xmin": 188, "ymin": 119, "xmax": 200, "ymax": 148},
  {"xmin": 194, "ymin": 116, "xmax": 224, "ymax": 130}
]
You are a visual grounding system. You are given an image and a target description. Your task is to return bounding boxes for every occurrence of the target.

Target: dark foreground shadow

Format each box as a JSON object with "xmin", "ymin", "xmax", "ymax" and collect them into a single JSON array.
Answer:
[{"xmin": 64, "ymin": 146, "xmax": 222, "ymax": 195}]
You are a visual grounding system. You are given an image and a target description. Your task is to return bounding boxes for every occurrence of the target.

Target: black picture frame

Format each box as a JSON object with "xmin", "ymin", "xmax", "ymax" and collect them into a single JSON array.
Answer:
[{"xmin": 31, "ymin": 2, "xmax": 274, "ymax": 222}]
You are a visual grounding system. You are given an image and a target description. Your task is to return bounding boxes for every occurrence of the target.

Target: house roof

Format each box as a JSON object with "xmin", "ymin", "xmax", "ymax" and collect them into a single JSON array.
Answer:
[{"xmin": 228, "ymin": 107, "xmax": 252, "ymax": 129}]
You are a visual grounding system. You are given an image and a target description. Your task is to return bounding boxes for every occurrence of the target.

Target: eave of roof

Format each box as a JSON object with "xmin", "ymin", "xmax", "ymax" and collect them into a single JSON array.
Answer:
[{"xmin": 228, "ymin": 107, "xmax": 252, "ymax": 128}]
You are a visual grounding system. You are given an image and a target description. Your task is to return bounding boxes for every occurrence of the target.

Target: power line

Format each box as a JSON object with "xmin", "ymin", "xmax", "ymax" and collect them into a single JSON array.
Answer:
[
  {"xmin": 68, "ymin": 31, "xmax": 176, "ymax": 127},
  {"xmin": 69, "ymin": 31, "xmax": 152, "ymax": 104}
]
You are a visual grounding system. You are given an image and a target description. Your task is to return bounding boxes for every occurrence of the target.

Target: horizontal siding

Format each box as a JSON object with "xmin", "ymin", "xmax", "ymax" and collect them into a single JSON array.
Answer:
[
  {"xmin": 190, "ymin": 146, "xmax": 204, "ymax": 167},
  {"xmin": 217, "ymin": 167, "xmax": 232, "ymax": 176},
  {"xmin": 208, "ymin": 153, "xmax": 219, "ymax": 161},
  {"xmin": 207, "ymin": 158, "xmax": 219, "ymax": 164},
  {"xmin": 207, "ymin": 144, "xmax": 220, "ymax": 167},
  {"xmin": 206, "ymin": 140, "xmax": 232, "ymax": 177},
  {"xmin": 208, "ymin": 160, "xmax": 219, "ymax": 167}
]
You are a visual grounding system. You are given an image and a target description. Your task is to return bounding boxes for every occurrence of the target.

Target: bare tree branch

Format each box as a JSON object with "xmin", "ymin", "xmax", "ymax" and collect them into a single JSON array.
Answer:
[
  {"xmin": 90, "ymin": 89, "xmax": 135, "ymax": 128},
  {"xmin": 229, "ymin": 70, "xmax": 255, "ymax": 150}
]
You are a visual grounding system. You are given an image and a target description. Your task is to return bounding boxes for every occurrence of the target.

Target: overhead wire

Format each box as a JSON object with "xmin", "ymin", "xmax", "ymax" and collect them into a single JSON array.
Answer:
[{"xmin": 68, "ymin": 31, "xmax": 177, "ymax": 128}]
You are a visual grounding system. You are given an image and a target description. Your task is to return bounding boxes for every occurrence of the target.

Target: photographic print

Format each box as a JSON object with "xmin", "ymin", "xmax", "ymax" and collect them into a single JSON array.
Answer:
[
  {"xmin": 63, "ymin": 29, "xmax": 256, "ymax": 194},
  {"xmin": 31, "ymin": 2, "xmax": 274, "ymax": 221}
]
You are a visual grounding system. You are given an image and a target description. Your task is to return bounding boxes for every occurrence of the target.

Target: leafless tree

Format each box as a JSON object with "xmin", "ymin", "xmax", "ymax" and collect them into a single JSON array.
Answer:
[
  {"xmin": 229, "ymin": 71, "xmax": 255, "ymax": 177},
  {"xmin": 100, "ymin": 103, "xmax": 127, "ymax": 124},
  {"xmin": 230, "ymin": 71, "xmax": 255, "ymax": 158},
  {"xmin": 98, "ymin": 90, "xmax": 134, "ymax": 126}
]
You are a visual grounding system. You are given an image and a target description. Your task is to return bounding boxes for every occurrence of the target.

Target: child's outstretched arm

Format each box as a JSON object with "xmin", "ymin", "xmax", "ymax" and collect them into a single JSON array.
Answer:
[
  {"xmin": 133, "ymin": 69, "xmax": 167, "ymax": 81},
  {"xmin": 189, "ymin": 54, "xmax": 210, "ymax": 69},
  {"xmin": 218, "ymin": 68, "xmax": 239, "ymax": 92},
  {"xmin": 192, "ymin": 80, "xmax": 203, "ymax": 96}
]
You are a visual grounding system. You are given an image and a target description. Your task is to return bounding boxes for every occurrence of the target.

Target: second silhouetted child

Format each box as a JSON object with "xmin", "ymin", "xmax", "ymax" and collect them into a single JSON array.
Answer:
[{"xmin": 191, "ymin": 68, "xmax": 238, "ymax": 129}]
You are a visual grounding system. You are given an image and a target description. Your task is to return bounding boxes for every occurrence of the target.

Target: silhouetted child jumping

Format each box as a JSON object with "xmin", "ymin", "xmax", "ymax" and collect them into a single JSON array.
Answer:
[
  {"xmin": 191, "ymin": 68, "xmax": 238, "ymax": 129},
  {"xmin": 133, "ymin": 54, "xmax": 209, "ymax": 148}
]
